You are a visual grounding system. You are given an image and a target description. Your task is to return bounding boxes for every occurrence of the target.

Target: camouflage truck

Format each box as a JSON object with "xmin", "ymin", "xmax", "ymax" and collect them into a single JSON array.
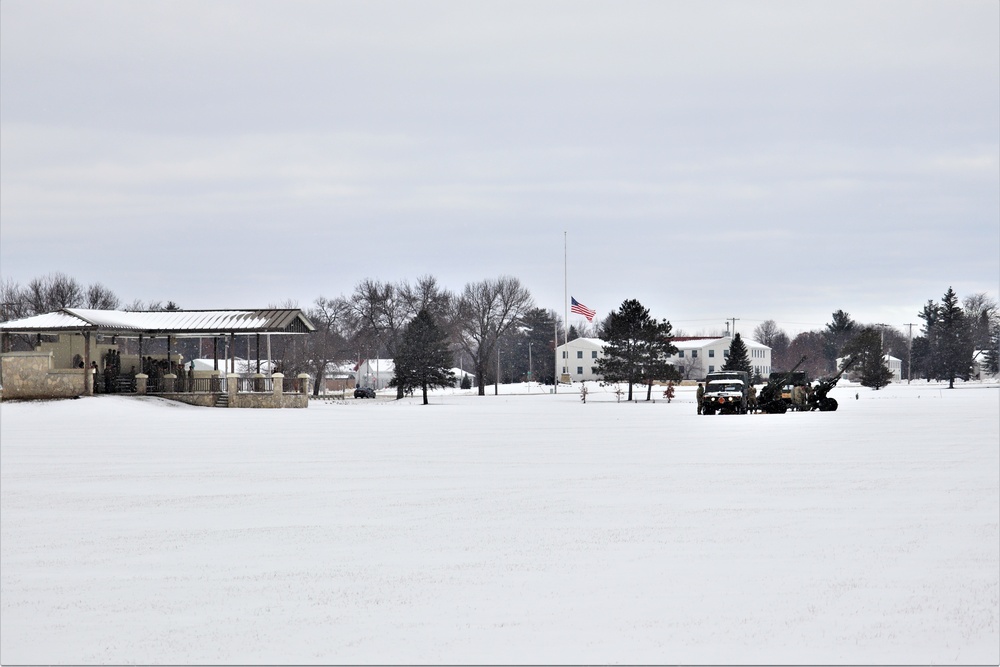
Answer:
[{"xmin": 701, "ymin": 370, "xmax": 749, "ymax": 415}]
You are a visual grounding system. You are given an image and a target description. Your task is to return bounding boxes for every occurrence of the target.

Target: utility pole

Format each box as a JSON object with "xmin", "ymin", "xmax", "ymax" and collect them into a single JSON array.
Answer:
[
  {"xmin": 904, "ymin": 323, "xmax": 916, "ymax": 384},
  {"xmin": 728, "ymin": 317, "xmax": 740, "ymax": 337}
]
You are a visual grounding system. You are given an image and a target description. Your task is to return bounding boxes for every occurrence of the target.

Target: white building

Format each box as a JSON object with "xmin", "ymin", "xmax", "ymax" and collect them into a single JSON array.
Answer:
[
  {"xmin": 355, "ymin": 358, "xmax": 395, "ymax": 389},
  {"xmin": 669, "ymin": 336, "xmax": 772, "ymax": 380},
  {"xmin": 886, "ymin": 355, "xmax": 902, "ymax": 382},
  {"xmin": 556, "ymin": 335, "xmax": 771, "ymax": 383},
  {"xmin": 556, "ymin": 337, "xmax": 606, "ymax": 382}
]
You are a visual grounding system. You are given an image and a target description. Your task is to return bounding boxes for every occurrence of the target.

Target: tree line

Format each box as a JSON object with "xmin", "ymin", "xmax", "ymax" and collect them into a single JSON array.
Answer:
[
  {"xmin": 751, "ymin": 288, "xmax": 999, "ymax": 388},
  {"xmin": 3, "ymin": 273, "xmax": 997, "ymax": 395}
]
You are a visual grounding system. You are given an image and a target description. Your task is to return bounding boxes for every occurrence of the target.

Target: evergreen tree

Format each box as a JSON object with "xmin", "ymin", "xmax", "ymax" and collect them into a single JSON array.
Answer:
[
  {"xmin": 984, "ymin": 324, "xmax": 1000, "ymax": 376},
  {"xmin": 823, "ymin": 309, "xmax": 857, "ymax": 373},
  {"xmin": 844, "ymin": 327, "xmax": 893, "ymax": 390},
  {"xmin": 937, "ymin": 287, "xmax": 974, "ymax": 388},
  {"xmin": 595, "ymin": 299, "xmax": 677, "ymax": 401},
  {"xmin": 721, "ymin": 333, "xmax": 753, "ymax": 375},
  {"xmin": 390, "ymin": 308, "xmax": 456, "ymax": 405}
]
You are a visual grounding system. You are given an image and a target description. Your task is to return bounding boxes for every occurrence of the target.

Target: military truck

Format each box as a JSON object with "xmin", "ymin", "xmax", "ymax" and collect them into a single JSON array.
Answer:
[{"xmin": 701, "ymin": 370, "xmax": 749, "ymax": 415}]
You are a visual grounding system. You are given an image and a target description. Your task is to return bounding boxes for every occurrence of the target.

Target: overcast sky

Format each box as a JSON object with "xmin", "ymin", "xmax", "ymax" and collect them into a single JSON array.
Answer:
[{"xmin": 2, "ymin": 0, "xmax": 997, "ymax": 337}]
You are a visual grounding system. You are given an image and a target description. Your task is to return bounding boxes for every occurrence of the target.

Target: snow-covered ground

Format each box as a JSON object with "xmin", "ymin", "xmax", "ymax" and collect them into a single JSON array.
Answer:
[{"xmin": 2, "ymin": 380, "xmax": 998, "ymax": 664}]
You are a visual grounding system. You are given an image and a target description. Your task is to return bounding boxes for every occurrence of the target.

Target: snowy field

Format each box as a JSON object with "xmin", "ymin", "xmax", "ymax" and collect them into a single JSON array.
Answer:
[{"xmin": 1, "ymin": 380, "xmax": 998, "ymax": 665}]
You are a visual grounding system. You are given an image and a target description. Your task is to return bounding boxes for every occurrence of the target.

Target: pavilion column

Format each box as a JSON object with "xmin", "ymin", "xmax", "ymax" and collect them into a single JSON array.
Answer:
[
  {"xmin": 84, "ymin": 331, "xmax": 93, "ymax": 395},
  {"xmin": 213, "ymin": 337, "xmax": 219, "ymax": 371}
]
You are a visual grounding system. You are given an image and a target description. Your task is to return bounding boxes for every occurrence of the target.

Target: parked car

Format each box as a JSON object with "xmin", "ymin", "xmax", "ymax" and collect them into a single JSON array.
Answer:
[{"xmin": 353, "ymin": 387, "xmax": 376, "ymax": 399}]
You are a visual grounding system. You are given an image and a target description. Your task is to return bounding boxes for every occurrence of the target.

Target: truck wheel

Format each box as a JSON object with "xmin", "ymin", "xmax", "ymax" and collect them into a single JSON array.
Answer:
[{"xmin": 820, "ymin": 398, "xmax": 838, "ymax": 411}]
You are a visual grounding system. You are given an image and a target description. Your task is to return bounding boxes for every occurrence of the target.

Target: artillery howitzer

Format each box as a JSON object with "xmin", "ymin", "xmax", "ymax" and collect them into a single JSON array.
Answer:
[
  {"xmin": 757, "ymin": 356, "xmax": 807, "ymax": 414},
  {"xmin": 806, "ymin": 356, "xmax": 857, "ymax": 412}
]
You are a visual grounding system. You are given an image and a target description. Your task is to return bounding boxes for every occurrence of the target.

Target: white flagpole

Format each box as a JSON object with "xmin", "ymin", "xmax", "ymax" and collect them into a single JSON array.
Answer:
[
  {"xmin": 564, "ymin": 231, "xmax": 568, "ymax": 352},
  {"xmin": 554, "ymin": 318, "xmax": 559, "ymax": 394}
]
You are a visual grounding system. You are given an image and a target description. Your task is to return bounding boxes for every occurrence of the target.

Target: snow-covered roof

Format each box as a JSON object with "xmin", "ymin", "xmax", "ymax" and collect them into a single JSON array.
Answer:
[
  {"xmin": 557, "ymin": 337, "xmax": 607, "ymax": 350},
  {"xmin": 673, "ymin": 336, "xmax": 768, "ymax": 350},
  {"xmin": 0, "ymin": 308, "xmax": 314, "ymax": 335}
]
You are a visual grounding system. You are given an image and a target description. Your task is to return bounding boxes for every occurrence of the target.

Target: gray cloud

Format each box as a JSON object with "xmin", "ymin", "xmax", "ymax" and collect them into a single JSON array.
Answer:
[{"xmin": 1, "ymin": 0, "xmax": 997, "ymax": 335}]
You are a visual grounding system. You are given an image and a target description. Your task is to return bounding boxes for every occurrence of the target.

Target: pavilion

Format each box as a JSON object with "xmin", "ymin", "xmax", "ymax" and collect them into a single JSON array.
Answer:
[{"xmin": 0, "ymin": 308, "xmax": 315, "ymax": 407}]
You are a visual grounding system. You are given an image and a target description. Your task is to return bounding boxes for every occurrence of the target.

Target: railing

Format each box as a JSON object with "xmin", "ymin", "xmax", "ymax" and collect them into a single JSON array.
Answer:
[
  {"xmin": 114, "ymin": 376, "xmax": 137, "ymax": 394},
  {"xmin": 237, "ymin": 377, "xmax": 274, "ymax": 393},
  {"xmin": 189, "ymin": 377, "xmax": 227, "ymax": 393},
  {"xmin": 147, "ymin": 377, "xmax": 165, "ymax": 394}
]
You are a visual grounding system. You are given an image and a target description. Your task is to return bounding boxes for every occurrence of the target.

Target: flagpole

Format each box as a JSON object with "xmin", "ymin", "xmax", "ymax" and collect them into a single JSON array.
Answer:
[
  {"xmin": 553, "ymin": 318, "xmax": 559, "ymax": 394},
  {"xmin": 564, "ymin": 231, "xmax": 568, "ymax": 353}
]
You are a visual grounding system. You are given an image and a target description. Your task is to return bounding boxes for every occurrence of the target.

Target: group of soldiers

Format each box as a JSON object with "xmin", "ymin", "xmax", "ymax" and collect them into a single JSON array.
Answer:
[{"xmin": 89, "ymin": 351, "xmax": 196, "ymax": 393}]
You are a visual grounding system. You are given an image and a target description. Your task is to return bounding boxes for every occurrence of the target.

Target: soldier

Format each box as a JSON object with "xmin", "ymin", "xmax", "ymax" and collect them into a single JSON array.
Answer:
[
  {"xmin": 747, "ymin": 385, "xmax": 758, "ymax": 414},
  {"xmin": 696, "ymin": 382, "xmax": 705, "ymax": 414}
]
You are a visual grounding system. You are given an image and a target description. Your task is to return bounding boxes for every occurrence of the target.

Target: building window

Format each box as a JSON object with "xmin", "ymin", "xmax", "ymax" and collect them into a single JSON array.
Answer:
[
  {"xmin": 562, "ymin": 366, "xmax": 567, "ymax": 374},
  {"xmin": 678, "ymin": 350, "xmax": 685, "ymax": 358},
  {"xmin": 576, "ymin": 366, "xmax": 584, "ymax": 375},
  {"xmin": 592, "ymin": 351, "xmax": 598, "ymax": 358},
  {"xmin": 708, "ymin": 365, "xmax": 715, "ymax": 373},
  {"xmin": 692, "ymin": 350, "xmax": 698, "ymax": 358},
  {"xmin": 708, "ymin": 349, "xmax": 715, "ymax": 358},
  {"xmin": 724, "ymin": 349, "xmax": 730, "ymax": 358},
  {"xmin": 577, "ymin": 351, "xmax": 583, "ymax": 359},
  {"xmin": 562, "ymin": 351, "xmax": 567, "ymax": 359}
]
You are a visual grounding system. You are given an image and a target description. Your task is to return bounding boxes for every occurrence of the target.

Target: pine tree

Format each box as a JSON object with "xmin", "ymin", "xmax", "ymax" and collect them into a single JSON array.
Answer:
[
  {"xmin": 845, "ymin": 328, "xmax": 894, "ymax": 390},
  {"xmin": 920, "ymin": 288, "xmax": 974, "ymax": 388},
  {"xmin": 984, "ymin": 324, "xmax": 1000, "ymax": 376},
  {"xmin": 721, "ymin": 333, "xmax": 753, "ymax": 375},
  {"xmin": 823, "ymin": 310, "xmax": 857, "ymax": 373},
  {"xmin": 390, "ymin": 308, "xmax": 456, "ymax": 405},
  {"xmin": 595, "ymin": 299, "xmax": 678, "ymax": 401}
]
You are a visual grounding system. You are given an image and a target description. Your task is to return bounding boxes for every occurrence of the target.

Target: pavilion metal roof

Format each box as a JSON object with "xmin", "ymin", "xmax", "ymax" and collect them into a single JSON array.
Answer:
[{"xmin": 0, "ymin": 308, "xmax": 315, "ymax": 335}]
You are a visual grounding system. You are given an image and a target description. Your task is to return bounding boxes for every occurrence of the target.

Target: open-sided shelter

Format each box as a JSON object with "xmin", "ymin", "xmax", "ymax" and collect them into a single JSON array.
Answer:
[{"xmin": 0, "ymin": 308, "xmax": 315, "ymax": 406}]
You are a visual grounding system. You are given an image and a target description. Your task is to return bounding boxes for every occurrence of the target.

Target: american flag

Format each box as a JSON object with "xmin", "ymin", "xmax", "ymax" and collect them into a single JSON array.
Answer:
[{"xmin": 571, "ymin": 297, "xmax": 596, "ymax": 322}]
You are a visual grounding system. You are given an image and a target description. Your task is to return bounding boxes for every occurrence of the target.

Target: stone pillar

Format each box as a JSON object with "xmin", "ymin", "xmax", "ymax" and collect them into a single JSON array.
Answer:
[
  {"xmin": 297, "ymin": 373, "xmax": 310, "ymax": 396},
  {"xmin": 228, "ymin": 373, "xmax": 238, "ymax": 404},
  {"xmin": 253, "ymin": 373, "xmax": 264, "ymax": 392},
  {"xmin": 135, "ymin": 373, "xmax": 148, "ymax": 395},
  {"xmin": 272, "ymin": 373, "xmax": 284, "ymax": 399},
  {"xmin": 163, "ymin": 373, "xmax": 177, "ymax": 393}
]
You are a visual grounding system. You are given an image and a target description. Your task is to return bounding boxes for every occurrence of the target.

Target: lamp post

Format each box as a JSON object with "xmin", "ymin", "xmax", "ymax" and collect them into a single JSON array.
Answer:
[{"xmin": 528, "ymin": 341, "xmax": 533, "ymax": 386}]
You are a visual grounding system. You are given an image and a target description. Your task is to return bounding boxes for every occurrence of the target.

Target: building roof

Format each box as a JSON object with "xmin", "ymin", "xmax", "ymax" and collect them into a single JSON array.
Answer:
[
  {"xmin": 0, "ymin": 308, "xmax": 315, "ymax": 335},
  {"xmin": 673, "ymin": 336, "xmax": 769, "ymax": 350},
  {"xmin": 556, "ymin": 337, "xmax": 607, "ymax": 350}
]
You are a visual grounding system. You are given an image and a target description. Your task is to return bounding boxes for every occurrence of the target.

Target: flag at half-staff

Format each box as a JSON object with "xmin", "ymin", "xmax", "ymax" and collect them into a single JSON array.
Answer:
[{"xmin": 571, "ymin": 297, "xmax": 596, "ymax": 323}]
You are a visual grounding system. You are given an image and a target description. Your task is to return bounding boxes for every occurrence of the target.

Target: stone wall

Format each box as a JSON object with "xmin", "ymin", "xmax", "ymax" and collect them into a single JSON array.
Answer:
[
  {"xmin": 157, "ymin": 393, "xmax": 220, "ymax": 408},
  {"xmin": 1, "ymin": 352, "xmax": 87, "ymax": 400}
]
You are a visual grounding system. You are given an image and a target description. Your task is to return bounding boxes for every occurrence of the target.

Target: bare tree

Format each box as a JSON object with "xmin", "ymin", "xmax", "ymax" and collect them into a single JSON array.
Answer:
[
  {"xmin": 675, "ymin": 354, "xmax": 704, "ymax": 381},
  {"xmin": 85, "ymin": 283, "xmax": 122, "ymax": 310},
  {"xmin": 456, "ymin": 276, "xmax": 534, "ymax": 395},
  {"xmin": 753, "ymin": 319, "xmax": 783, "ymax": 346},
  {"xmin": 1, "ymin": 277, "xmax": 29, "ymax": 321},
  {"xmin": 24, "ymin": 272, "xmax": 84, "ymax": 313},
  {"xmin": 305, "ymin": 296, "xmax": 353, "ymax": 397},
  {"xmin": 963, "ymin": 292, "xmax": 998, "ymax": 350}
]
